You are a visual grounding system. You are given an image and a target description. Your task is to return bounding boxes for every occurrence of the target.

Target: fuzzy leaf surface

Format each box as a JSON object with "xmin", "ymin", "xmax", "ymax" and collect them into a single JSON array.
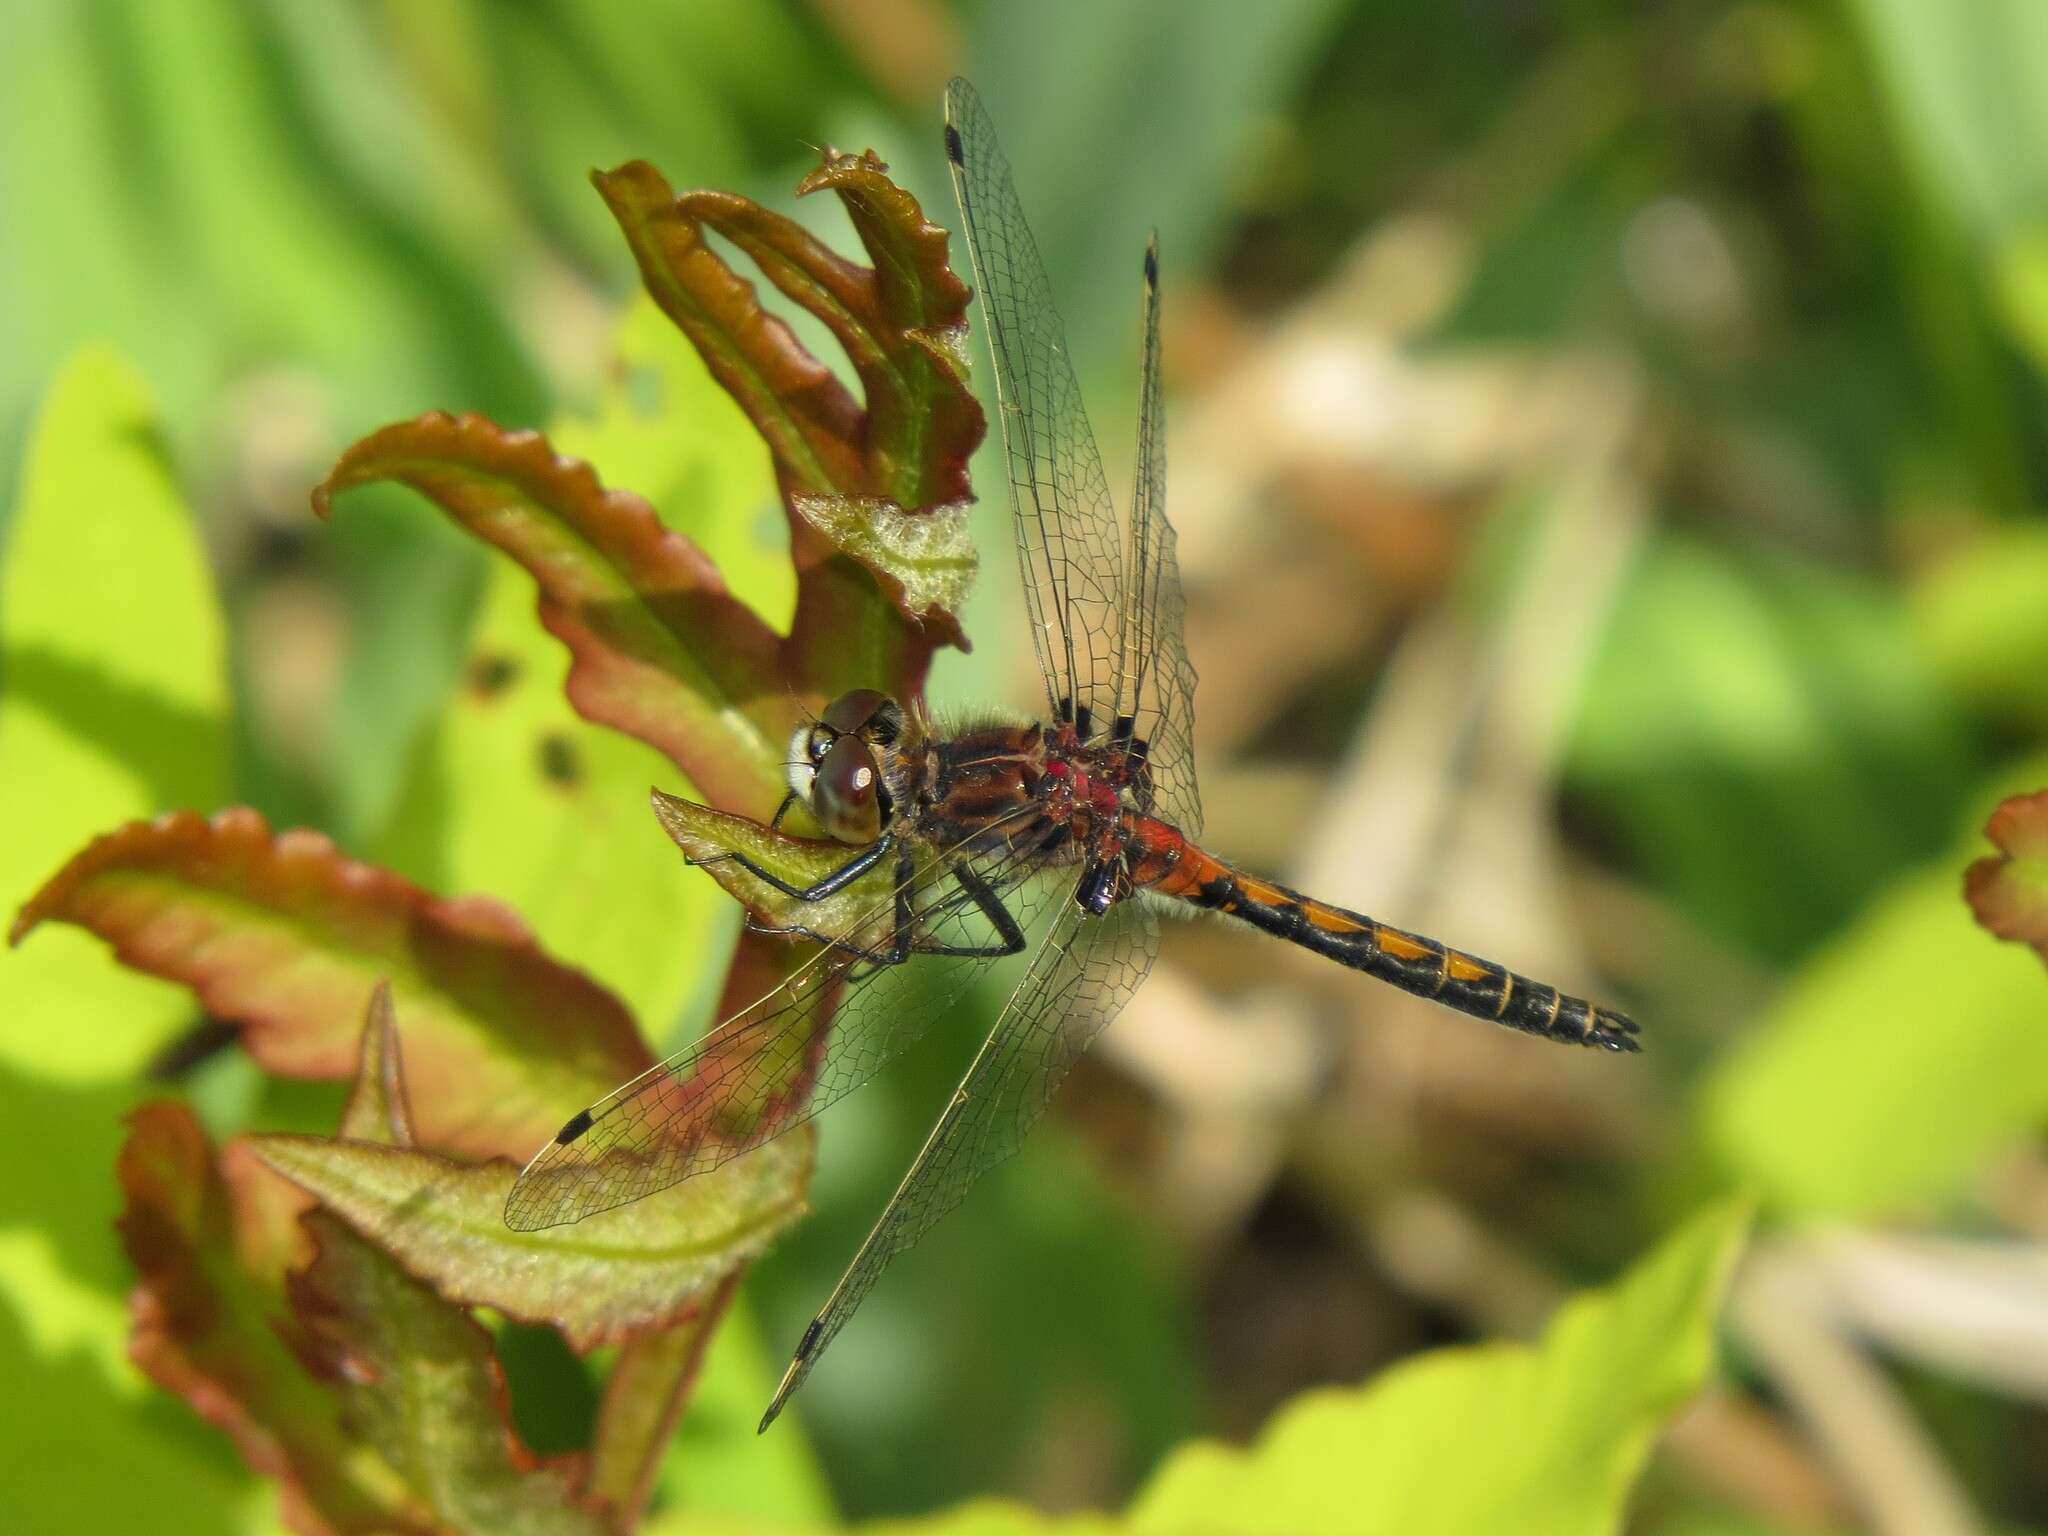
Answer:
[{"xmin": 789, "ymin": 493, "xmax": 976, "ymax": 640}]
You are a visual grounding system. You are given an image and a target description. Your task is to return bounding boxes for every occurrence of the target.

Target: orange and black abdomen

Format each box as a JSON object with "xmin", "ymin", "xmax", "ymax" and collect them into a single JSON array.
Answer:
[{"xmin": 1142, "ymin": 835, "xmax": 1639, "ymax": 1052}]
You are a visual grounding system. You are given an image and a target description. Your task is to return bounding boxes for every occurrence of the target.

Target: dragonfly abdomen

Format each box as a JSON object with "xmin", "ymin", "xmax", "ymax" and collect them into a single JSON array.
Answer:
[{"xmin": 1142, "ymin": 837, "xmax": 1639, "ymax": 1052}]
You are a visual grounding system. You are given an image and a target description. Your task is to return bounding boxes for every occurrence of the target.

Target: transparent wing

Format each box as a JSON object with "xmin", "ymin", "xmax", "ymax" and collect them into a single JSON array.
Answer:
[
  {"xmin": 944, "ymin": 77, "xmax": 1126, "ymax": 734},
  {"xmin": 1122, "ymin": 234, "xmax": 1201, "ymax": 836},
  {"xmin": 759, "ymin": 894, "xmax": 1159, "ymax": 1427},
  {"xmin": 944, "ymin": 80, "xmax": 1200, "ymax": 833},
  {"xmin": 504, "ymin": 811, "xmax": 1064, "ymax": 1232}
]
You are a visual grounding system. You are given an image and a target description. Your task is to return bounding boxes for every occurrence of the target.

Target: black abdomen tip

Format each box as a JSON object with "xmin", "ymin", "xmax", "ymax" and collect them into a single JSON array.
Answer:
[
  {"xmin": 944, "ymin": 123, "xmax": 964, "ymax": 163},
  {"xmin": 555, "ymin": 1107, "xmax": 595, "ymax": 1145}
]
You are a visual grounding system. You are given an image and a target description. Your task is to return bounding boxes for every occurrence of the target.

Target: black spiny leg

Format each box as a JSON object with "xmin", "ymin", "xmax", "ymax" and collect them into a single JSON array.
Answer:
[
  {"xmin": 921, "ymin": 859, "xmax": 1028, "ymax": 957},
  {"xmin": 696, "ymin": 831, "xmax": 897, "ymax": 902},
  {"xmin": 780, "ymin": 851, "xmax": 1029, "ymax": 975},
  {"xmin": 767, "ymin": 791, "xmax": 799, "ymax": 830}
]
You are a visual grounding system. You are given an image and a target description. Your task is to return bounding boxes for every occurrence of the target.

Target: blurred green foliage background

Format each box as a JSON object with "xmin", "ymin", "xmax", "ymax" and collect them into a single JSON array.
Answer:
[{"xmin": 6, "ymin": 1, "xmax": 2048, "ymax": 1532}]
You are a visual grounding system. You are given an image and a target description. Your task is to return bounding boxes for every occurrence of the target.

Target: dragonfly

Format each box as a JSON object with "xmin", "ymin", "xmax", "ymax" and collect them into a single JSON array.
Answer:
[{"xmin": 505, "ymin": 77, "xmax": 1640, "ymax": 1432}]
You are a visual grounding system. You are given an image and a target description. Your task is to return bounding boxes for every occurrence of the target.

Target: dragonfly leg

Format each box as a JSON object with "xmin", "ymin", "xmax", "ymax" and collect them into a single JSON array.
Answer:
[
  {"xmin": 767, "ymin": 790, "xmax": 799, "ymax": 830},
  {"xmin": 917, "ymin": 859, "xmax": 1029, "ymax": 957},
  {"xmin": 699, "ymin": 831, "xmax": 897, "ymax": 902},
  {"xmin": 816, "ymin": 856, "xmax": 1029, "ymax": 976}
]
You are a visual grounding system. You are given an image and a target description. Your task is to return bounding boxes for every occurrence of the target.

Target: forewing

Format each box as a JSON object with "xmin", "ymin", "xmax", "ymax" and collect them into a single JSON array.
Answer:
[
  {"xmin": 1121, "ymin": 234, "xmax": 1201, "ymax": 835},
  {"xmin": 504, "ymin": 824, "xmax": 1062, "ymax": 1232},
  {"xmin": 944, "ymin": 77, "xmax": 1126, "ymax": 731},
  {"xmin": 759, "ymin": 896, "xmax": 1159, "ymax": 1426}
]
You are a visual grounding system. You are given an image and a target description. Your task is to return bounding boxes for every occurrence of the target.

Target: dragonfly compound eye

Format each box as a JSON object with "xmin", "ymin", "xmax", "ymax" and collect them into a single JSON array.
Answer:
[
  {"xmin": 821, "ymin": 688, "xmax": 890, "ymax": 734},
  {"xmin": 812, "ymin": 733, "xmax": 885, "ymax": 843}
]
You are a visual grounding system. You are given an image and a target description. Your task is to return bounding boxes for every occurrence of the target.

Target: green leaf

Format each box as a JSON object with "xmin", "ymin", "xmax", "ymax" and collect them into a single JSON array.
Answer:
[
  {"xmin": 547, "ymin": 294, "xmax": 793, "ymax": 631},
  {"xmin": 315, "ymin": 409, "xmax": 789, "ymax": 816},
  {"xmin": 1703, "ymin": 758, "xmax": 2048, "ymax": 1215},
  {"xmin": 1845, "ymin": 0, "xmax": 2048, "ymax": 245},
  {"xmin": 0, "ymin": 349, "xmax": 245, "ymax": 1531},
  {"xmin": 248, "ymin": 1128, "xmax": 811, "ymax": 1354},
  {"xmin": 369, "ymin": 293, "xmax": 789, "ymax": 1040},
  {"xmin": 1123, "ymin": 1200, "xmax": 1749, "ymax": 1536},
  {"xmin": 0, "ymin": 347, "xmax": 232, "ymax": 1084},
  {"xmin": 1966, "ymin": 789, "xmax": 2048, "ymax": 962},
  {"xmin": 287, "ymin": 1212, "xmax": 610, "ymax": 1536},
  {"xmin": 12, "ymin": 808, "xmax": 652, "ymax": 1162}
]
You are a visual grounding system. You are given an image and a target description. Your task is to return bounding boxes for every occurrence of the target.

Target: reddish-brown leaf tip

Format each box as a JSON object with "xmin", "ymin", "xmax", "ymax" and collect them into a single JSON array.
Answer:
[
  {"xmin": 313, "ymin": 409, "xmax": 790, "ymax": 812},
  {"xmin": 1965, "ymin": 788, "xmax": 2048, "ymax": 963},
  {"xmin": 17, "ymin": 807, "xmax": 652, "ymax": 1160},
  {"xmin": 593, "ymin": 160, "xmax": 866, "ymax": 497}
]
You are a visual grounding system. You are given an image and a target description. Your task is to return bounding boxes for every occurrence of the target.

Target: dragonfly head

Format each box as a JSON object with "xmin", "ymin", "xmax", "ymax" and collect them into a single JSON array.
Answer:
[{"xmin": 788, "ymin": 689, "xmax": 904, "ymax": 843}]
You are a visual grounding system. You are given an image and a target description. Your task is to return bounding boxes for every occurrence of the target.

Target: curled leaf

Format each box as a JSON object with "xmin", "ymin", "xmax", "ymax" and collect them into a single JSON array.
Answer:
[
  {"xmin": 594, "ymin": 160, "xmax": 865, "ymax": 498},
  {"xmin": 12, "ymin": 809, "xmax": 651, "ymax": 1160},
  {"xmin": 650, "ymin": 788, "xmax": 897, "ymax": 945},
  {"xmin": 314, "ymin": 411, "xmax": 787, "ymax": 812},
  {"xmin": 596, "ymin": 153, "xmax": 984, "ymax": 703},
  {"xmin": 694, "ymin": 147, "xmax": 982, "ymax": 513},
  {"xmin": 117, "ymin": 1104, "xmax": 410, "ymax": 1534},
  {"xmin": 249, "ymin": 1132, "xmax": 811, "ymax": 1354},
  {"xmin": 288, "ymin": 1212, "xmax": 609, "ymax": 1536},
  {"xmin": 1965, "ymin": 788, "xmax": 2048, "ymax": 964},
  {"xmin": 790, "ymin": 493, "xmax": 975, "ymax": 641}
]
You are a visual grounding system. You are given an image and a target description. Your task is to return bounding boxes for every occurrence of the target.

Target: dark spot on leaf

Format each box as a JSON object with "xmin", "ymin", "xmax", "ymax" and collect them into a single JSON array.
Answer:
[
  {"xmin": 467, "ymin": 653, "xmax": 519, "ymax": 698},
  {"xmin": 145, "ymin": 1014, "xmax": 239, "ymax": 1081},
  {"xmin": 538, "ymin": 733, "xmax": 582, "ymax": 787}
]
